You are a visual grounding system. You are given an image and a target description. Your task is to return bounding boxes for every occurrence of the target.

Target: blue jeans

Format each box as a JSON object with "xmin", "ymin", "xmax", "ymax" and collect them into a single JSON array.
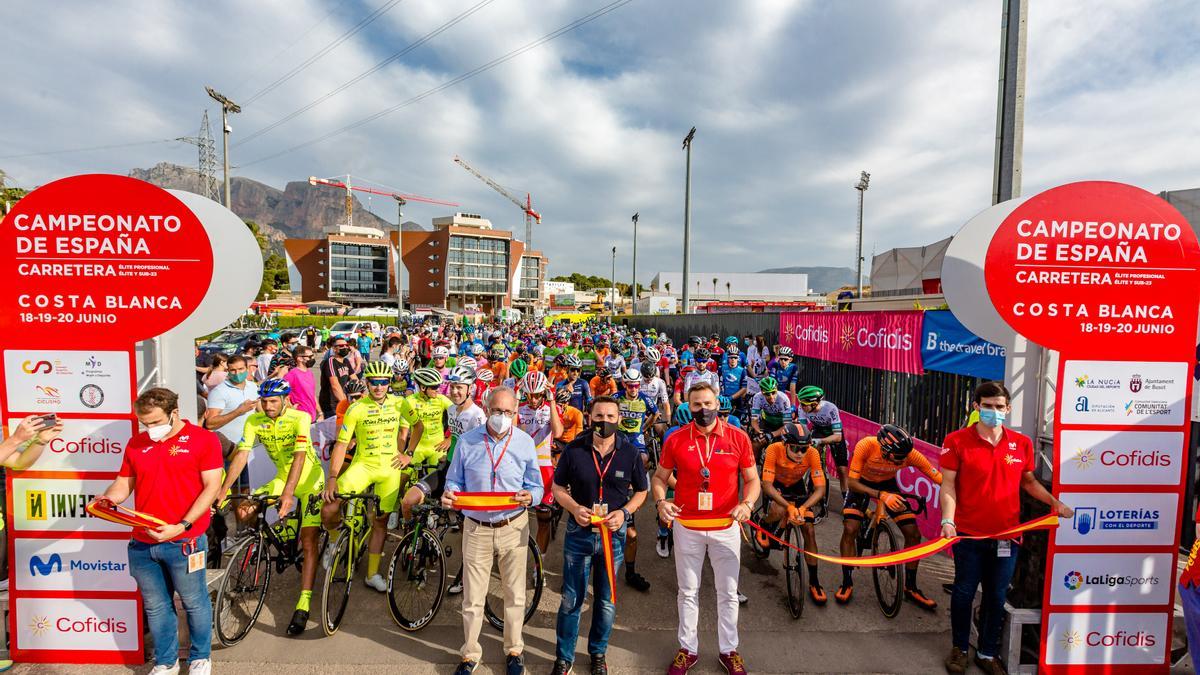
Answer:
[
  {"xmin": 1180, "ymin": 583, "xmax": 1200, "ymax": 672},
  {"xmin": 128, "ymin": 535, "xmax": 213, "ymax": 666},
  {"xmin": 555, "ymin": 518, "xmax": 626, "ymax": 662},
  {"xmin": 950, "ymin": 538, "xmax": 1018, "ymax": 657}
]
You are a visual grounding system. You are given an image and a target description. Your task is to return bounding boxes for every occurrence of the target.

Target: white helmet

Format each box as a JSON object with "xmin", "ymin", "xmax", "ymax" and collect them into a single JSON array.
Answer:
[
  {"xmin": 471, "ymin": 344, "xmax": 485, "ymax": 355},
  {"xmin": 476, "ymin": 367, "xmax": 495, "ymax": 382},
  {"xmin": 457, "ymin": 356, "xmax": 477, "ymax": 370},
  {"xmin": 644, "ymin": 347, "xmax": 661, "ymax": 363},
  {"xmin": 622, "ymin": 368, "xmax": 642, "ymax": 384},
  {"xmin": 521, "ymin": 370, "xmax": 548, "ymax": 394},
  {"xmin": 432, "ymin": 346, "xmax": 450, "ymax": 358}
]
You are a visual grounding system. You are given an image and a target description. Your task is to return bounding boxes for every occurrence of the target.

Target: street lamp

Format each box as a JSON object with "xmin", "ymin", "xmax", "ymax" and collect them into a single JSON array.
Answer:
[
  {"xmin": 681, "ymin": 126, "xmax": 696, "ymax": 314},
  {"xmin": 205, "ymin": 86, "xmax": 242, "ymax": 209},
  {"xmin": 854, "ymin": 171, "xmax": 870, "ymax": 297},
  {"xmin": 631, "ymin": 212, "xmax": 639, "ymax": 314},
  {"xmin": 611, "ymin": 246, "xmax": 617, "ymax": 311}
]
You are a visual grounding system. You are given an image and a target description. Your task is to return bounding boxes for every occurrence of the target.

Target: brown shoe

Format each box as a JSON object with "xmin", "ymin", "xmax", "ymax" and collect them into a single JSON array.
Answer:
[
  {"xmin": 973, "ymin": 655, "xmax": 1007, "ymax": 675},
  {"xmin": 943, "ymin": 646, "xmax": 968, "ymax": 674}
]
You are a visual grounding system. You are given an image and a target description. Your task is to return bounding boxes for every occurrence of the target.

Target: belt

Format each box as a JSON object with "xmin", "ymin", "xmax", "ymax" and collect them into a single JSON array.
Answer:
[{"xmin": 468, "ymin": 513, "xmax": 523, "ymax": 529}]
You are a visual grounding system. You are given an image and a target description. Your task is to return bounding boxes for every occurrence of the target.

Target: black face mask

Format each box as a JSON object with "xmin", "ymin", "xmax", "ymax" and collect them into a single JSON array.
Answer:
[
  {"xmin": 336, "ymin": 347, "xmax": 350, "ymax": 356},
  {"xmin": 691, "ymin": 407, "xmax": 718, "ymax": 426},
  {"xmin": 592, "ymin": 421, "xmax": 619, "ymax": 439}
]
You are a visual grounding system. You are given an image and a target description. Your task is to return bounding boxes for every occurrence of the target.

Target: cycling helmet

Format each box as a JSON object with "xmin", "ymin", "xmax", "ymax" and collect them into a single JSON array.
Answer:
[
  {"xmin": 471, "ymin": 344, "xmax": 485, "ymax": 355},
  {"xmin": 710, "ymin": 332, "xmax": 720, "ymax": 341},
  {"xmin": 725, "ymin": 350, "xmax": 740, "ymax": 361},
  {"xmin": 877, "ymin": 424, "xmax": 913, "ymax": 462},
  {"xmin": 268, "ymin": 352, "xmax": 296, "ymax": 371},
  {"xmin": 554, "ymin": 353, "xmax": 567, "ymax": 367},
  {"xmin": 258, "ymin": 378, "xmax": 292, "ymax": 398},
  {"xmin": 344, "ymin": 380, "xmax": 367, "ymax": 397},
  {"xmin": 476, "ymin": 366, "xmax": 495, "ymax": 382},
  {"xmin": 779, "ymin": 422, "xmax": 812, "ymax": 448},
  {"xmin": 622, "ymin": 368, "xmax": 642, "ymax": 384},
  {"xmin": 673, "ymin": 404, "xmax": 693, "ymax": 426},
  {"xmin": 596, "ymin": 366, "xmax": 611, "ymax": 378},
  {"xmin": 688, "ymin": 336, "xmax": 702, "ymax": 347},
  {"xmin": 724, "ymin": 336, "xmax": 739, "ymax": 345},
  {"xmin": 718, "ymin": 395, "xmax": 733, "ymax": 413},
  {"xmin": 432, "ymin": 346, "xmax": 450, "ymax": 358},
  {"xmin": 564, "ymin": 354, "xmax": 582, "ymax": 369},
  {"xmin": 777, "ymin": 346, "xmax": 794, "ymax": 358},
  {"xmin": 759, "ymin": 376, "xmax": 779, "ymax": 394},
  {"xmin": 644, "ymin": 347, "xmax": 661, "ymax": 363},
  {"xmin": 491, "ymin": 343, "xmax": 506, "ymax": 355},
  {"xmin": 510, "ymin": 358, "xmax": 528, "ymax": 379},
  {"xmin": 412, "ymin": 367, "xmax": 445, "ymax": 388},
  {"xmin": 363, "ymin": 360, "xmax": 392, "ymax": 379},
  {"xmin": 658, "ymin": 334, "xmax": 670, "ymax": 344},
  {"xmin": 640, "ymin": 361, "xmax": 658, "ymax": 379},
  {"xmin": 555, "ymin": 387, "xmax": 572, "ymax": 404},
  {"xmin": 457, "ymin": 356, "xmax": 477, "ymax": 371},
  {"xmin": 522, "ymin": 370, "xmax": 548, "ymax": 395},
  {"xmin": 695, "ymin": 347, "xmax": 711, "ymax": 361},
  {"xmin": 392, "ymin": 357, "xmax": 411, "ymax": 375},
  {"xmin": 797, "ymin": 385, "xmax": 825, "ymax": 403},
  {"xmin": 447, "ymin": 365, "xmax": 477, "ymax": 385}
]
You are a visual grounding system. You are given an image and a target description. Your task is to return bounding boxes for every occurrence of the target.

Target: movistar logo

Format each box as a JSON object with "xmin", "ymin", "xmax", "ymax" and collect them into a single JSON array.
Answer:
[{"xmin": 30, "ymin": 554, "xmax": 63, "ymax": 576}]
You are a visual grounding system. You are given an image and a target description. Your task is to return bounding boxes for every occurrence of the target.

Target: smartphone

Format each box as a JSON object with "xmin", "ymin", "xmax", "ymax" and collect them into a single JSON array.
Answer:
[{"xmin": 36, "ymin": 414, "xmax": 58, "ymax": 430}]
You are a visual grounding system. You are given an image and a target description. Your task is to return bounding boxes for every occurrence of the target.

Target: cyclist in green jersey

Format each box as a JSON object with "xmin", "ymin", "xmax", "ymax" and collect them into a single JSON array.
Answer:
[
  {"xmin": 397, "ymin": 367, "xmax": 459, "ymax": 524},
  {"xmin": 222, "ymin": 378, "xmax": 326, "ymax": 636},
  {"xmin": 322, "ymin": 361, "xmax": 409, "ymax": 593}
]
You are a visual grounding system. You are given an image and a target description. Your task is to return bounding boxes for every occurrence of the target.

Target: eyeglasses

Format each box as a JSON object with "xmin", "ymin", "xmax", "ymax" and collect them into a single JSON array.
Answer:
[
  {"xmin": 490, "ymin": 410, "xmax": 517, "ymax": 418},
  {"xmin": 367, "ymin": 378, "xmax": 390, "ymax": 387}
]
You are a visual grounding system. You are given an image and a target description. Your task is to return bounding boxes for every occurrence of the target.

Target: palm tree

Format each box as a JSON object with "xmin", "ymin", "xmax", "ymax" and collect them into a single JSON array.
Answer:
[
  {"xmin": 712, "ymin": 277, "xmax": 719, "ymax": 298},
  {"xmin": 665, "ymin": 281, "xmax": 671, "ymax": 294},
  {"xmin": 726, "ymin": 281, "xmax": 731, "ymax": 299}
]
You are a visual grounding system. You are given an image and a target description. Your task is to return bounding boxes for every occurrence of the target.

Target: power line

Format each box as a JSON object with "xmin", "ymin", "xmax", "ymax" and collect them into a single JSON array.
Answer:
[
  {"xmin": 0, "ymin": 138, "xmax": 179, "ymax": 160},
  {"xmin": 229, "ymin": 0, "xmax": 351, "ymax": 98},
  {"xmin": 242, "ymin": 0, "xmax": 406, "ymax": 105},
  {"xmin": 240, "ymin": 0, "xmax": 635, "ymax": 168},
  {"xmin": 235, "ymin": 0, "xmax": 497, "ymax": 148}
]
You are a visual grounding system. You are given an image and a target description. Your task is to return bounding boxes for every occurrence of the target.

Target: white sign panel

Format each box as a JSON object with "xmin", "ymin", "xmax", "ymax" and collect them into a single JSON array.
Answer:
[
  {"xmin": 1048, "ymin": 552, "xmax": 1172, "ymax": 606},
  {"xmin": 1044, "ymin": 611, "xmax": 1166, "ymax": 666},
  {"xmin": 15, "ymin": 596, "xmax": 139, "ymax": 653},
  {"xmin": 1059, "ymin": 360, "xmax": 1187, "ymax": 426},
  {"xmin": 1057, "ymin": 429, "xmax": 1184, "ymax": 486},
  {"xmin": 11, "ymin": 477, "xmax": 132, "ymax": 533},
  {"xmin": 6, "ymin": 416, "xmax": 130, "ymax": 473},
  {"xmin": 1056, "ymin": 492, "xmax": 1179, "ymax": 548},
  {"xmin": 2, "ymin": 350, "xmax": 131, "ymax": 414},
  {"xmin": 14, "ymin": 538, "xmax": 136, "ymax": 592}
]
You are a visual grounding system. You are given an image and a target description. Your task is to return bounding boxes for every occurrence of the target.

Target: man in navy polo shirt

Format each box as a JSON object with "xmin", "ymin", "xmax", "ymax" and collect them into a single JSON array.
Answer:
[{"xmin": 550, "ymin": 395, "xmax": 649, "ymax": 675}]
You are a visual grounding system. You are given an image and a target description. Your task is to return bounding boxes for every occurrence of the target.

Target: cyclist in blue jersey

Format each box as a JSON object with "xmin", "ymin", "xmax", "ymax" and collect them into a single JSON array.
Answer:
[
  {"xmin": 719, "ymin": 351, "xmax": 748, "ymax": 413},
  {"xmin": 617, "ymin": 368, "xmax": 657, "ymax": 593},
  {"xmin": 769, "ymin": 346, "xmax": 800, "ymax": 402},
  {"xmin": 555, "ymin": 354, "xmax": 592, "ymax": 411},
  {"xmin": 718, "ymin": 395, "xmax": 742, "ymax": 428}
]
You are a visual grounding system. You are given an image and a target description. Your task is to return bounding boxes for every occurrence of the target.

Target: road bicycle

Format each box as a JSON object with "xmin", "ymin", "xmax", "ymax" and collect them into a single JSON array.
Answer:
[
  {"xmin": 214, "ymin": 493, "xmax": 326, "ymax": 646},
  {"xmin": 387, "ymin": 500, "xmax": 463, "ymax": 631},
  {"xmin": 483, "ymin": 511, "xmax": 545, "ymax": 632},
  {"xmin": 854, "ymin": 491, "xmax": 926, "ymax": 618},
  {"xmin": 320, "ymin": 492, "xmax": 380, "ymax": 635},
  {"xmin": 746, "ymin": 500, "xmax": 809, "ymax": 620}
]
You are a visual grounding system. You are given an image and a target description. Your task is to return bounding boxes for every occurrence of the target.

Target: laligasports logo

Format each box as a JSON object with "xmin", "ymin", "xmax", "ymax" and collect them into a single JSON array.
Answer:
[
  {"xmin": 1072, "ymin": 506, "xmax": 1159, "ymax": 534},
  {"xmin": 1062, "ymin": 569, "xmax": 1159, "ymax": 591},
  {"xmin": 1070, "ymin": 448, "xmax": 1095, "ymax": 470},
  {"xmin": 1063, "ymin": 571, "xmax": 1084, "ymax": 590},
  {"xmin": 22, "ymin": 360, "xmax": 52, "ymax": 374}
]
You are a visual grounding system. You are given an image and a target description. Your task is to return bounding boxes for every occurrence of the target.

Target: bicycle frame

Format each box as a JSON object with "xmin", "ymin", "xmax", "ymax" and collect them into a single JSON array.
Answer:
[{"xmin": 226, "ymin": 494, "xmax": 306, "ymax": 573}]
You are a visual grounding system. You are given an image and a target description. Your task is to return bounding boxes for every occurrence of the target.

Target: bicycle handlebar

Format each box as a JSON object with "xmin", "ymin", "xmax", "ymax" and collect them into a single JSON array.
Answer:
[{"xmin": 334, "ymin": 492, "xmax": 381, "ymax": 504}]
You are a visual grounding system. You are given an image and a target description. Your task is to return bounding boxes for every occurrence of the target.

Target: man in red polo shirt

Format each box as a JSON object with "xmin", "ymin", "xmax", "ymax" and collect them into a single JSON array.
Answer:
[
  {"xmin": 101, "ymin": 388, "xmax": 224, "ymax": 675},
  {"xmin": 939, "ymin": 381, "xmax": 1072, "ymax": 675},
  {"xmin": 652, "ymin": 381, "xmax": 759, "ymax": 675}
]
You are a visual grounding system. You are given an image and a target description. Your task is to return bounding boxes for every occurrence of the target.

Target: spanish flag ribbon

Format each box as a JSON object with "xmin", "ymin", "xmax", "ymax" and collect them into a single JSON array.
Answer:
[
  {"xmin": 744, "ymin": 514, "xmax": 1059, "ymax": 568},
  {"xmin": 453, "ymin": 492, "xmax": 522, "ymax": 511},
  {"xmin": 86, "ymin": 498, "xmax": 168, "ymax": 530},
  {"xmin": 1180, "ymin": 538, "xmax": 1200, "ymax": 588},
  {"xmin": 589, "ymin": 515, "xmax": 618, "ymax": 605},
  {"xmin": 676, "ymin": 516, "xmax": 735, "ymax": 531}
]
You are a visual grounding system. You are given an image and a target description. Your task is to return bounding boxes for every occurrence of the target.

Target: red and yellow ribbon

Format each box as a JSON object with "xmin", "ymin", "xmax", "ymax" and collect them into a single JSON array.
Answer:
[
  {"xmin": 590, "ymin": 515, "xmax": 618, "ymax": 605},
  {"xmin": 676, "ymin": 516, "xmax": 735, "ymax": 531},
  {"xmin": 744, "ymin": 514, "xmax": 1059, "ymax": 568},
  {"xmin": 1180, "ymin": 538, "xmax": 1200, "ymax": 588},
  {"xmin": 453, "ymin": 492, "xmax": 522, "ymax": 511},
  {"xmin": 86, "ymin": 498, "xmax": 168, "ymax": 530}
]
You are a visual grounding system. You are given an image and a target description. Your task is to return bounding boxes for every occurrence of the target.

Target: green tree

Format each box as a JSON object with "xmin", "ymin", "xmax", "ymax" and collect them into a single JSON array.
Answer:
[{"xmin": 245, "ymin": 220, "xmax": 276, "ymax": 300}]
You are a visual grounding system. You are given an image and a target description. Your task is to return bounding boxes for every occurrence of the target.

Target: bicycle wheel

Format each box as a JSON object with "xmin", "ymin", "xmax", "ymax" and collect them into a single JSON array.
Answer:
[
  {"xmin": 871, "ymin": 519, "xmax": 905, "ymax": 618},
  {"xmin": 387, "ymin": 528, "xmax": 447, "ymax": 631},
  {"xmin": 320, "ymin": 530, "xmax": 355, "ymax": 636},
  {"xmin": 215, "ymin": 534, "xmax": 271, "ymax": 646},
  {"xmin": 485, "ymin": 536, "xmax": 544, "ymax": 631},
  {"xmin": 783, "ymin": 526, "xmax": 808, "ymax": 619},
  {"xmin": 747, "ymin": 507, "xmax": 771, "ymax": 560}
]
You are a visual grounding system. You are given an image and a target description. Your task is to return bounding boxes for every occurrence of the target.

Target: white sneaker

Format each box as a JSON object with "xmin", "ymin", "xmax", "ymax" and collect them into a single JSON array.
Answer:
[
  {"xmin": 387, "ymin": 511, "xmax": 400, "ymax": 530},
  {"xmin": 149, "ymin": 662, "xmax": 180, "ymax": 675},
  {"xmin": 655, "ymin": 535, "xmax": 670, "ymax": 559},
  {"xmin": 364, "ymin": 573, "xmax": 388, "ymax": 592},
  {"xmin": 188, "ymin": 658, "xmax": 212, "ymax": 675},
  {"xmin": 737, "ymin": 591, "xmax": 749, "ymax": 605},
  {"xmin": 447, "ymin": 579, "xmax": 463, "ymax": 595}
]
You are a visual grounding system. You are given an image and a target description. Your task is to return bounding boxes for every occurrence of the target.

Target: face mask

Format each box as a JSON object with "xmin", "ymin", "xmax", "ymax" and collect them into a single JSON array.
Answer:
[
  {"xmin": 146, "ymin": 413, "xmax": 176, "ymax": 442},
  {"xmin": 228, "ymin": 371, "xmax": 248, "ymax": 384},
  {"xmin": 592, "ymin": 420, "xmax": 619, "ymax": 438},
  {"xmin": 978, "ymin": 408, "xmax": 1006, "ymax": 428},
  {"xmin": 337, "ymin": 347, "xmax": 350, "ymax": 356},
  {"xmin": 488, "ymin": 413, "xmax": 513, "ymax": 435},
  {"xmin": 691, "ymin": 407, "xmax": 718, "ymax": 426}
]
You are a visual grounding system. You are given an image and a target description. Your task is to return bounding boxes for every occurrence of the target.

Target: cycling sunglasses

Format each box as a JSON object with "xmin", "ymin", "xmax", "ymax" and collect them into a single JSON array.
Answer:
[{"xmin": 366, "ymin": 378, "xmax": 391, "ymax": 387}]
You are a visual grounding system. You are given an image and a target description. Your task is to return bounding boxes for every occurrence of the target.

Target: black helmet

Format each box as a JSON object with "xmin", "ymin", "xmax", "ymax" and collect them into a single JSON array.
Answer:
[
  {"xmin": 779, "ymin": 422, "xmax": 812, "ymax": 448},
  {"xmin": 877, "ymin": 424, "xmax": 913, "ymax": 462},
  {"xmin": 640, "ymin": 361, "xmax": 657, "ymax": 379}
]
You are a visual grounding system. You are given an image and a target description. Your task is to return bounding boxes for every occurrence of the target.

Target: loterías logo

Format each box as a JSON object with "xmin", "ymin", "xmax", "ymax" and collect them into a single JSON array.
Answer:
[{"xmin": 22, "ymin": 360, "xmax": 52, "ymax": 374}]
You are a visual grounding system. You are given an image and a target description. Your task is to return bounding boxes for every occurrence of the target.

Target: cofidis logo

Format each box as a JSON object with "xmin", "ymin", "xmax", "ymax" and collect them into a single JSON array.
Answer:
[
  {"xmin": 1061, "ymin": 629, "xmax": 1156, "ymax": 650},
  {"xmin": 31, "ymin": 614, "xmax": 128, "ymax": 636}
]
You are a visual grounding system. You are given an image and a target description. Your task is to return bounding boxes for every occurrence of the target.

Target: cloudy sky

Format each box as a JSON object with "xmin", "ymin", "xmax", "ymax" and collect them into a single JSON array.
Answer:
[{"xmin": 4, "ymin": 0, "xmax": 1198, "ymax": 280}]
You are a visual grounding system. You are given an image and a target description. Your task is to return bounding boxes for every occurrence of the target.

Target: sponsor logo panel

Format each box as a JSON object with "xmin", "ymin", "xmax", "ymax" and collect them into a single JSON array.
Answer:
[
  {"xmin": 2, "ymin": 350, "xmax": 130, "ymax": 414},
  {"xmin": 1044, "ymin": 611, "xmax": 1167, "ymax": 665},
  {"xmin": 14, "ymin": 538, "xmax": 136, "ymax": 592},
  {"xmin": 1048, "ymin": 552, "xmax": 1171, "ymax": 606},
  {"xmin": 11, "ymin": 478, "xmax": 132, "ymax": 533},
  {"xmin": 1060, "ymin": 360, "xmax": 1186, "ymax": 426},
  {"xmin": 1058, "ymin": 430, "xmax": 1183, "ymax": 486},
  {"xmin": 5, "ymin": 417, "xmax": 130, "ymax": 472},
  {"xmin": 1056, "ymin": 492, "xmax": 1178, "ymax": 548},
  {"xmin": 15, "ymin": 597, "xmax": 139, "ymax": 652}
]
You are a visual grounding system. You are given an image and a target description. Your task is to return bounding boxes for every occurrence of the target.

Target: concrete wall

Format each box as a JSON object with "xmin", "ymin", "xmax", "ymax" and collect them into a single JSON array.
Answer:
[{"xmin": 619, "ymin": 312, "xmax": 780, "ymax": 344}]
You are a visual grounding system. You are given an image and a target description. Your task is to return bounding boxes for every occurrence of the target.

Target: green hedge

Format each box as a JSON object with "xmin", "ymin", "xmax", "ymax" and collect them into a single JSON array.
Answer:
[{"xmin": 274, "ymin": 315, "xmax": 401, "ymax": 329}]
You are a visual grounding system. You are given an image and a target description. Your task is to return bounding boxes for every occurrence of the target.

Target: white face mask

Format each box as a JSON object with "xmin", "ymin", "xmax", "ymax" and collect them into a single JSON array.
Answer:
[
  {"xmin": 146, "ymin": 413, "xmax": 176, "ymax": 442},
  {"xmin": 487, "ymin": 413, "xmax": 512, "ymax": 436}
]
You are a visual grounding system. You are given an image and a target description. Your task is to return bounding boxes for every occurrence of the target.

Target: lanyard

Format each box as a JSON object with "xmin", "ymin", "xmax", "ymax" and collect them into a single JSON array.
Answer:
[
  {"xmin": 592, "ymin": 446, "xmax": 618, "ymax": 501},
  {"xmin": 483, "ymin": 429, "xmax": 513, "ymax": 489},
  {"xmin": 689, "ymin": 422, "xmax": 716, "ymax": 480}
]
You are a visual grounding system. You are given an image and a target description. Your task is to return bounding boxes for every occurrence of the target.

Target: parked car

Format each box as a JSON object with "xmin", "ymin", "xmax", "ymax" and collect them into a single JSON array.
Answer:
[
  {"xmin": 196, "ymin": 330, "xmax": 272, "ymax": 364},
  {"xmin": 329, "ymin": 320, "xmax": 383, "ymax": 344}
]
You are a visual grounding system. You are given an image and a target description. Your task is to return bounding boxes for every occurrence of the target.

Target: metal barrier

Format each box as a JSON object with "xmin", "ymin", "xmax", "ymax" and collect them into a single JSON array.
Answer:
[{"xmin": 621, "ymin": 312, "xmax": 780, "ymax": 345}]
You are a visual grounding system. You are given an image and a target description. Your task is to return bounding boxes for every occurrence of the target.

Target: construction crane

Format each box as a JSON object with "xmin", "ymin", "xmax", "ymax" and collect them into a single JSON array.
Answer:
[
  {"xmin": 453, "ymin": 155, "xmax": 541, "ymax": 247},
  {"xmin": 307, "ymin": 175, "xmax": 459, "ymax": 228}
]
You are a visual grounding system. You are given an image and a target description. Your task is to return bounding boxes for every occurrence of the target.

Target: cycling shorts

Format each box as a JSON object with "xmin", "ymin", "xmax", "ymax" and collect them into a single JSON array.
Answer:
[
  {"xmin": 413, "ymin": 461, "xmax": 448, "ymax": 500},
  {"xmin": 771, "ymin": 481, "xmax": 816, "ymax": 524},
  {"xmin": 336, "ymin": 458, "xmax": 403, "ymax": 513},
  {"xmin": 822, "ymin": 440, "xmax": 849, "ymax": 467},
  {"xmin": 843, "ymin": 478, "xmax": 915, "ymax": 524},
  {"xmin": 253, "ymin": 475, "xmax": 325, "ymax": 529}
]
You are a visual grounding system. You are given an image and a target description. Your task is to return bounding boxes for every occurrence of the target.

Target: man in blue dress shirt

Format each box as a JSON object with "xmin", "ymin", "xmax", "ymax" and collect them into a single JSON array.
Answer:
[{"xmin": 443, "ymin": 386, "xmax": 544, "ymax": 675}]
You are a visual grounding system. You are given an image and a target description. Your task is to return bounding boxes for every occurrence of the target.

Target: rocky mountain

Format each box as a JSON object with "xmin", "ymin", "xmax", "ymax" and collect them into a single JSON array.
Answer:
[
  {"xmin": 756, "ymin": 265, "xmax": 857, "ymax": 293},
  {"xmin": 128, "ymin": 162, "xmax": 399, "ymax": 255}
]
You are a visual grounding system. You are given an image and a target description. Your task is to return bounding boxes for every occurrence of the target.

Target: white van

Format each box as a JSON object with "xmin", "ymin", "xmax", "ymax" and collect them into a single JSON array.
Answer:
[{"xmin": 329, "ymin": 320, "xmax": 383, "ymax": 343}]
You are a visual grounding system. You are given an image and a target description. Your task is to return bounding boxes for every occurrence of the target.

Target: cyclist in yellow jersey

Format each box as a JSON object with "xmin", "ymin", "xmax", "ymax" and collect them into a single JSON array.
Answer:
[
  {"xmin": 220, "ymin": 378, "xmax": 326, "ymax": 636},
  {"xmin": 399, "ymin": 367, "xmax": 454, "ymax": 466},
  {"xmin": 322, "ymin": 361, "xmax": 410, "ymax": 593}
]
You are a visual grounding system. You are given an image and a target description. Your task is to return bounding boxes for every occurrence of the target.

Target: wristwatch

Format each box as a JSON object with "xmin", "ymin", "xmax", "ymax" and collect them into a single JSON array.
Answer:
[
  {"xmin": 180, "ymin": 519, "xmax": 194, "ymax": 532},
  {"xmin": 940, "ymin": 518, "xmax": 955, "ymax": 527},
  {"xmin": 621, "ymin": 507, "xmax": 633, "ymax": 521}
]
